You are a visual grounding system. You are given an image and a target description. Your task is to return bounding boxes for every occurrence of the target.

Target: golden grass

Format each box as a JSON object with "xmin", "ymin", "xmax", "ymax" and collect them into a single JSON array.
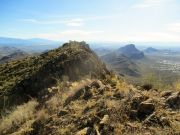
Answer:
[{"xmin": 0, "ymin": 100, "xmax": 38, "ymax": 134}]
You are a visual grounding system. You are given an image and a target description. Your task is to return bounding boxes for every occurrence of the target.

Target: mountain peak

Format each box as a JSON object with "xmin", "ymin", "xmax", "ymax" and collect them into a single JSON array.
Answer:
[{"xmin": 117, "ymin": 44, "xmax": 144, "ymax": 59}]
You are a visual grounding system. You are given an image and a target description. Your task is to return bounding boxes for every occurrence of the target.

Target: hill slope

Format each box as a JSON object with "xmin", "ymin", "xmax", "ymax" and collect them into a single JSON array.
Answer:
[
  {"xmin": 101, "ymin": 53, "xmax": 140, "ymax": 77},
  {"xmin": 0, "ymin": 41, "xmax": 109, "ymax": 109},
  {"xmin": 0, "ymin": 76, "xmax": 179, "ymax": 135}
]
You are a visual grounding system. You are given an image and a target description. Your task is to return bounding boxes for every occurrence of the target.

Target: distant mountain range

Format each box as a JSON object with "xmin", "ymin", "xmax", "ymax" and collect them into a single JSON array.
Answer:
[
  {"xmin": 0, "ymin": 37, "xmax": 61, "ymax": 53},
  {"xmin": 0, "ymin": 50, "xmax": 28, "ymax": 63}
]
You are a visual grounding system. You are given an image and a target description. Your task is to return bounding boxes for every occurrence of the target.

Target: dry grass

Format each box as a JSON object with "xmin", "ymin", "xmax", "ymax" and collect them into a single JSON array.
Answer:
[{"xmin": 0, "ymin": 100, "xmax": 38, "ymax": 135}]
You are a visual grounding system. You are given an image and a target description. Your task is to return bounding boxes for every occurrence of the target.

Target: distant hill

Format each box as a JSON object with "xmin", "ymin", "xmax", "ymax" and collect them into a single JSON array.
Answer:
[
  {"xmin": 0, "ymin": 41, "xmax": 109, "ymax": 109},
  {"xmin": 0, "ymin": 46, "xmax": 21, "ymax": 56},
  {"xmin": 100, "ymin": 44, "xmax": 143, "ymax": 77},
  {"xmin": 144, "ymin": 47, "xmax": 159, "ymax": 54},
  {"xmin": 0, "ymin": 50, "xmax": 28, "ymax": 63},
  {"xmin": 101, "ymin": 52, "xmax": 140, "ymax": 77},
  {"xmin": 117, "ymin": 44, "xmax": 144, "ymax": 59}
]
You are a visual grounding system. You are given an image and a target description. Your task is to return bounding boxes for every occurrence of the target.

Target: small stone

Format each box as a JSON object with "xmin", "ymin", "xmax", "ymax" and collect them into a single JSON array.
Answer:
[
  {"xmin": 100, "ymin": 115, "xmax": 110, "ymax": 125},
  {"xmin": 76, "ymin": 127, "xmax": 94, "ymax": 135}
]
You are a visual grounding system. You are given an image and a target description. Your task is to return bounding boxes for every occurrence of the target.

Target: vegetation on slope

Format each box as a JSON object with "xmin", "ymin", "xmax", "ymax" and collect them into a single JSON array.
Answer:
[
  {"xmin": 0, "ymin": 41, "xmax": 109, "ymax": 110},
  {"xmin": 0, "ymin": 75, "xmax": 179, "ymax": 135}
]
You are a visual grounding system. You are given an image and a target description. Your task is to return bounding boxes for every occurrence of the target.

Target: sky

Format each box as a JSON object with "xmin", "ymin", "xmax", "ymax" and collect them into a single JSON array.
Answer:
[{"xmin": 0, "ymin": 0, "xmax": 180, "ymax": 43}]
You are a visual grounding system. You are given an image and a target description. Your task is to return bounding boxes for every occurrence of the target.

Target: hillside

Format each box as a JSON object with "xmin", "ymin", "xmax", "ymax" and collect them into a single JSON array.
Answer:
[
  {"xmin": 0, "ymin": 41, "xmax": 109, "ymax": 109},
  {"xmin": 0, "ymin": 75, "xmax": 179, "ymax": 135},
  {"xmin": 101, "ymin": 53, "xmax": 140, "ymax": 77},
  {"xmin": 0, "ymin": 42, "xmax": 179, "ymax": 135}
]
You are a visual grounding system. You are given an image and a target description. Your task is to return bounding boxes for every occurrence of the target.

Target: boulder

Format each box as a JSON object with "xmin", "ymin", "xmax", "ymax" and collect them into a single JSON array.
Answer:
[
  {"xmin": 138, "ymin": 101, "xmax": 155, "ymax": 119},
  {"xmin": 141, "ymin": 84, "xmax": 153, "ymax": 91},
  {"xmin": 143, "ymin": 113, "xmax": 160, "ymax": 126},
  {"xmin": 144, "ymin": 114, "xmax": 170, "ymax": 127},
  {"xmin": 165, "ymin": 91, "xmax": 180, "ymax": 109}
]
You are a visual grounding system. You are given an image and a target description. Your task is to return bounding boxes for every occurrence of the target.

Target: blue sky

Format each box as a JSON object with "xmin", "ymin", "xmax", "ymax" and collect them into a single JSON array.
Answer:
[{"xmin": 0, "ymin": 0, "xmax": 180, "ymax": 42}]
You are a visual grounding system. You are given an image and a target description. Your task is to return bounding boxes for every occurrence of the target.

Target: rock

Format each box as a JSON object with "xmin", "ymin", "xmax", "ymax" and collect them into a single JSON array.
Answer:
[
  {"xmin": 141, "ymin": 84, "xmax": 153, "ymax": 91},
  {"xmin": 165, "ymin": 91, "xmax": 180, "ymax": 109},
  {"xmin": 138, "ymin": 101, "xmax": 155, "ymax": 119},
  {"xmin": 131, "ymin": 95, "xmax": 149, "ymax": 110},
  {"xmin": 100, "ymin": 115, "xmax": 110, "ymax": 125},
  {"xmin": 113, "ymin": 92, "xmax": 124, "ymax": 99},
  {"xmin": 83, "ymin": 88, "xmax": 93, "ymax": 100},
  {"xmin": 160, "ymin": 117, "xmax": 171, "ymax": 127},
  {"xmin": 143, "ymin": 113, "xmax": 160, "ymax": 126},
  {"xmin": 90, "ymin": 80, "xmax": 101, "ymax": 88},
  {"xmin": 129, "ymin": 110, "xmax": 138, "ymax": 120},
  {"xmin": 58, "ymin": 110, "xmax": 68, "ymax": 116},
  {"xmin": 161, "ymin": 91, "xmax": 172, "ymax": 97},
  {"xmin": 76, "ymin": 127, "xmax": 95, "ymax": 135}
]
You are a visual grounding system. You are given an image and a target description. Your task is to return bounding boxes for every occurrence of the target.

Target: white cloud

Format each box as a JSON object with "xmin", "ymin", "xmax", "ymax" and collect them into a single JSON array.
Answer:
[
  {"xmin": 66, "ymin": 19, "xmax": 84, "ymax": 27},
  {"xmin": 35, "ymin": 29, "xmax": 180, "ymax": 42},
  {"xmin": 19, "ymin": 18, "xmax": 85, "ymax": 27},
  {"xmin": 132, "ymin": 0, "xmax": 171, "ymax": 8},
  {"xmin": 35, "ymin": 29, "xmax": 104, "ymax": 41},
  {"xmin": 167, "ymin": 22, "xmax": 180, "ymax": 33}
]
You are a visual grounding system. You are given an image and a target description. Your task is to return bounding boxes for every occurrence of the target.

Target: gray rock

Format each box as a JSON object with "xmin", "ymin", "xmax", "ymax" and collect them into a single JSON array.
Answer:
[
  {"xmin": 138, "ymin": 101, "xmax": 155, "ymax": 119},
  {"xmin": 165, "ymin": 91, "xmax": 180, "ymax": 109}
]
